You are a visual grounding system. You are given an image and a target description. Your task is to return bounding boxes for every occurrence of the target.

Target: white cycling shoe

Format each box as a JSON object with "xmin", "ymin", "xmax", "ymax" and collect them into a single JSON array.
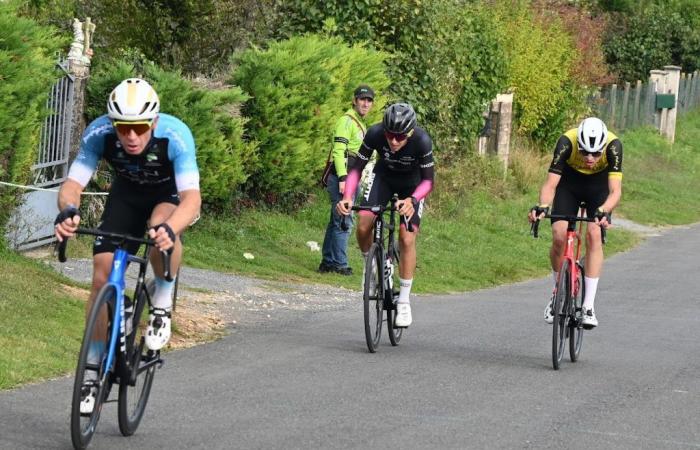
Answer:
[
  {"xmin": 145, "ymin": 308, "xmax": 172, "ymax": 351},
  {"xmin": 544, "ymin": 298, "xmax": 554, "ymax": 324},
  {"xmin": 394, "ymin": 303, "xmax": 412, "ymax": 327},
  {"xmin": 582, "ymin": 307, "xmax": 598, "ymax": 328},
  {"xmin": 80, "ymin": 370, "xmax": 98, "ymax": 415}
]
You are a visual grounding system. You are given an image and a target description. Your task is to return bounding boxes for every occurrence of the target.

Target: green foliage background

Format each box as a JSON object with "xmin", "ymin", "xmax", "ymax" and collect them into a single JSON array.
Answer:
[
  {"xmin": 493, "ymin": 1, "xmax": 587, "ymax": 145},
  {"xmin": 0, "ymin": 0, "xmax": 64, "ymax": 239},
  {"xmin": 232, "ymin": 34, "xmax": 390, "ymax": 196},
  {"xmin": 272, "ymin": 0, "xmax": 508, "ymax": 154},
  {"xmin": 603, "ymin": 1, "xmax": 700, "ymax": 81},
  {"xmin": 87, "ymin": 58, "xmax": 257, "ymax": 206}
]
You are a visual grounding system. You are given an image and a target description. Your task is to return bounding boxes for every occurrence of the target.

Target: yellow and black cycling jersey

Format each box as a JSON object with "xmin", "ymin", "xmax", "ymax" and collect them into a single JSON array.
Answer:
[{"xmin": 548, "ymin": 128, "xmax": 623, "ymax": 179}]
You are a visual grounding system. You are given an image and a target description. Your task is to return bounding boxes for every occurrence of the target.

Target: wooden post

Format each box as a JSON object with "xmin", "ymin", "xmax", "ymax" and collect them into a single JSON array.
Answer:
[
  {"xmin": 663, "ymin": 65, "xmax": 681, "ymax": 143},
  {"xmin": 609, "ymin": 84, "xmax": 617, "ymax": 129},
  {"xmin": 495, "ymin": 93, "xmax": 513, "ymax": 176},
  {"xmin": 621, "ymin": 81, "xmax": 631, "ymax": 130},
  {"xmin": 680, "ymin": 72, "xmax": 688, "ymax": 113},
  {"xmin": 688, "ymin": 70, "xmax": 700, "ymax": 108},
  {"xmin": 649, "ymin": 70, "xmax": 667, "ymax": 132},
  {"xmin": 632, "ymin": 80, "xmax": 642, "ymax": 127}
]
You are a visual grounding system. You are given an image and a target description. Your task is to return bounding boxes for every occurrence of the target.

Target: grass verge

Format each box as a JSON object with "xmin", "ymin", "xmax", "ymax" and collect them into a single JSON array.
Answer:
[{"xmin": 0, "ymin": 247, "xmax": 84, "ymax": 390}]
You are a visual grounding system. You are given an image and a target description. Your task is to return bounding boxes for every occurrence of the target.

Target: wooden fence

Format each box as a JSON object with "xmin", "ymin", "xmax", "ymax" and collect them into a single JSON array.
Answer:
[{"xmin": 591, "ymin": 69, "xmax": 700, "ymax": 133}]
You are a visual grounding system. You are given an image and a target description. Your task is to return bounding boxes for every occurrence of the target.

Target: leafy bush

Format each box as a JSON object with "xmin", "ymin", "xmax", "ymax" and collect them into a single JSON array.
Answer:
[
  {"xmin": 231, "ymin": 34, "xmax": 390, "ymax": 196},
  {"xmin": 24, "ymin": 0, "xmax": 277, "ymax": 76},
  {"xmin": 493, "ymin": 0, "xmax": 586, "ymax": 144},
  {"xmin": 273, "ymin": 0, "xmax": 508, "ymax": 155},
  {"xmin": 603, "ymin": 2, "xmax": 700, "ymax": 82},
  {"xmin": 0, "ymin": 1, "xmax": 64, "ymax": 240},
  {"xmin": 88, "ymin": 58, "xmax": 256, "ymax": 206}
]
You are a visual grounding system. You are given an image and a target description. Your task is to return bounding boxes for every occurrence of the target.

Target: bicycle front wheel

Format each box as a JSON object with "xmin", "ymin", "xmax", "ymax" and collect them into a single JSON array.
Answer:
[
  {"xmin": 552, "ymin": 260, "xmax": 571, "ymax": 370},
  {"xmin": 118, "ymin": 280, "xmax": 157, "ymax": 436},
  {"xmin": 569, "ymin": 261, "xmax": 585, "ymax": 362},
  {"xmin": 387, "ymin": 247, "xmax": 403, "ymax": 346},
  {"xmin": 364, "ymin": 244, "xmax": 384, "ymax": 352},
  {"xmin": 71, "ymin": 284, "xmax": 115, "ymax": 450}
]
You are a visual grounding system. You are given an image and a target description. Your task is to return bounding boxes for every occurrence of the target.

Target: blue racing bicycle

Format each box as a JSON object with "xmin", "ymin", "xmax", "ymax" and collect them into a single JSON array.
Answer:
[{"xmin": 57, "ymin": 228, "xmax": 173, "ymax": 449}]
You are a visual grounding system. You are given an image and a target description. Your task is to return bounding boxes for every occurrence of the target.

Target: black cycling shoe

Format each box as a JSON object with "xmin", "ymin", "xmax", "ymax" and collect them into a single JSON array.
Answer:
[
  {"xmin": 334, "ymin": 266, "xmax": 353, "ymax": 276},
  {"xmin": 318, "ymin": 262, "xmax": 334, "ymax": 273}
]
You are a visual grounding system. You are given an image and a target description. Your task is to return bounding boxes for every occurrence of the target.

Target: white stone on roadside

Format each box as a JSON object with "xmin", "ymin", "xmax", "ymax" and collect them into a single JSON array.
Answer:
[
  {"xmin": 243, "ymin": 252, "xmax": 254, "ymax": 260},
  {"xmin": 306, "ymin": 241, "xmax": 320, "ymax": 252}
]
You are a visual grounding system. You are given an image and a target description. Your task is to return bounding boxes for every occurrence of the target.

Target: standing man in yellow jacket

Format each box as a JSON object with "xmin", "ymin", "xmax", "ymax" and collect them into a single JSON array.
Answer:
[{"xmin": 319, "ymin": 85, "xmax": 375, "ymax": 275}]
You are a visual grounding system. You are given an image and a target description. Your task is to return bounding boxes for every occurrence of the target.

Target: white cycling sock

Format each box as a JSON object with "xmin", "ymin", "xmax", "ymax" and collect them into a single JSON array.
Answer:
[
  {"xmin": 398, "ymin": 278, "xmax": 413, "ymax": 304},
  {"xmin": 583, "ymin": 276, "xmax": 599, "ymax": 310},
  {"xmin": 152, "ymin": 276, "xmax": 175, "ymax": 310}
]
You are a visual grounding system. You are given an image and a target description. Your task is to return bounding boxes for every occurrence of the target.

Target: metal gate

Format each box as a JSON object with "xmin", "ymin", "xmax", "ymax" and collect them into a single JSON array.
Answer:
[{"xmin": 6, "ymin": 56, "xmax": 75, "ymax": 250}]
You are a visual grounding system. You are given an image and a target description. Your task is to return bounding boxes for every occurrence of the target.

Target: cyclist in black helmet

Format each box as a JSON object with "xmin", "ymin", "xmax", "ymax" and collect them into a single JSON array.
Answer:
[{"xmin": 337, "ymin": 102, "xmax": 435, "ymax": 327}]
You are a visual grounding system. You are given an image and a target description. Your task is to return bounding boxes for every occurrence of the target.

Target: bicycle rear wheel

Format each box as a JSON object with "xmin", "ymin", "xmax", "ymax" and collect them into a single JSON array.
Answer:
[
  {"xmin": 71, "ymin": 284, "xmax": 115, "ymax": 450},
  {"xmin": 569, "ymin": 261, "xmax": 585, "ymax": 362},
  {"xmin": 364, "ymin": 244, "xmax": 384, "ymax": 352},
  {"xmin": 552, "ymin": 261, "xmax": 570, "ymax": 370},
  {"xmin": 387, "ymin": 248, "xmax": 403, "ymax": 346},
  {"xmin": 118, "ymin": 280, "xmax": 157, "ymax": 436}
]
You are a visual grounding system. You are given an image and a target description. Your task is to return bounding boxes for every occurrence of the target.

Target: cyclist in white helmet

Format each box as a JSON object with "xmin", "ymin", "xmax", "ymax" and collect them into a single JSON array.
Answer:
[
  {"xmin": 54, "ymin": 78, "xmax": 201, "ymax": 413},
  {"xmin": 528, "ymin": 117, "xmax": 623, "ymax": 329}
]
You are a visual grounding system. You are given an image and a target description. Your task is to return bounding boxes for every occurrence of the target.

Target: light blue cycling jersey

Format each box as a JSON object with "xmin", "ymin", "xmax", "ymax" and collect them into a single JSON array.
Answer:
[{"xmin": 68, "ymin": 113, "xmax": 200, "ymax": 192}]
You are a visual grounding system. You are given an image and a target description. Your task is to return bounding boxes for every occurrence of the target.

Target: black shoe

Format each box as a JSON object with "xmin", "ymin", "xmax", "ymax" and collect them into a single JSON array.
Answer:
[
  {"xmin": 334, "ymin": 266, "xmax": 353, "ymax": 276},
  {"xmin": 318, "ymin": 262, "xmax": 334, "ymax": 273}
]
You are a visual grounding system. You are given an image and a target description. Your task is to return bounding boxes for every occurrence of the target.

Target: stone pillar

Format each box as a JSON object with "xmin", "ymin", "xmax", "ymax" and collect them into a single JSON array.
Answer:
[
  {"xmin": 67, "ymin": 18, "xmax": 95, "ymax": 161},
  {"xmin": 662, "ymin": 65, "xmax": 681, "ymax": 143},
  {"xmin": 495, "ymin": 93, "xmax": 513, "ymax": 174}
]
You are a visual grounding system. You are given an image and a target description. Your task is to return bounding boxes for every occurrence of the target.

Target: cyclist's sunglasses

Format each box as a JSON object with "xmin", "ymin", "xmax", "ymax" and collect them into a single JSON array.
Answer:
[
  {"xmin": 578, "ymin": 149, "xmax": 603, "ymax": 158},
  {"xmin": 112, "ymin": 120, "xmax": 154, "ymax": 136},
  {"xmin": 384, "ymin": 130, "xmax": 412, "ymax": 142}
]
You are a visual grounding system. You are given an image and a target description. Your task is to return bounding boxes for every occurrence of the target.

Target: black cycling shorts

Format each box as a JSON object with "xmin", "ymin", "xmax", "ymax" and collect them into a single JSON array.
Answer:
[
  {"xmin": 551, "ymin": 167, "xmax": 608, "ymax": 223},
  {"xmin": 360, "ymin": 171, "xmax": 424, "ymax": 228},
  {"xmin": 93, "ymin": 181, "xmax": 180, "ymax": 255}
]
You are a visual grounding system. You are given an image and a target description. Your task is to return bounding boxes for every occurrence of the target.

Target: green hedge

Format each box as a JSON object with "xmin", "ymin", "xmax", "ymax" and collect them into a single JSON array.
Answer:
[
  {"xmin": 604, "ymin": 2, "xmax": 700, "ymax": 82},
  {"xmin": 87, "ymin": 58, "xmax": 256, "ymax": 206},
  {"xmin": 0, "ymin": 1, "xmax": 65, "ymax": 243},
  {"xmin": 232, "ymin": 34, "xmax": 390, "ymax": 196},
  {"xmin": 273, "ymin": 0, "xmax": 508, "ymax": 155},
  {"xmin": 493, "ymin": 1, "xmax": 586, "ymax": 145}
]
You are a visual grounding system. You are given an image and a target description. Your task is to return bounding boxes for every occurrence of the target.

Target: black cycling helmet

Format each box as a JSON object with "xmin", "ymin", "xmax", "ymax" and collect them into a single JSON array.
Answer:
[{"xmin": 382, "ymin": 102, "xmax": 417, "ymax": 135}]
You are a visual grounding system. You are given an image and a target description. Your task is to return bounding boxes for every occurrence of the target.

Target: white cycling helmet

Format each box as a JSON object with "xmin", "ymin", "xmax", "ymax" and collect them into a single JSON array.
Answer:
[
  {"xmin": 577, "ymin": 117, "xmax": 608, "ymax": 153},
  {"xmin": 107, "ymin": 78, "xmax": 160, "ymax": 122}
]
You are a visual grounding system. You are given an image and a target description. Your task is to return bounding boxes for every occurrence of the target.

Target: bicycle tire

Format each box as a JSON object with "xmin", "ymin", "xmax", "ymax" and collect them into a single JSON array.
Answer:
[
  {"xmin": 387, "ymin": 247, "xmax": 403, "ymax": 346},
  {"xmin": 552, "ymin": 260, "xmax": 570, "ymax": 370},
  {"xmin": 71, "ymin": 284, "xmax": 115, "ymax": 449},
  {"xmin": 364, "ymin": 243, "xmax": 384, "ymax": 352},
  {"xmin": 569, "ymin": 261, "xmax": 585, "ymax": 362},
  {"xmin": 118, "ymin": 280, "xmax": 156, "ymax": 436}
]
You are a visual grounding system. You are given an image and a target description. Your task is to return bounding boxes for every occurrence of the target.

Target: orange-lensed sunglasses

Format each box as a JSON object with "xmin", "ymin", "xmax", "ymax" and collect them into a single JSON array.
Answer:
[{"xmin": 112, "ymin": 120, "xmax": 154, "ymax": 136}]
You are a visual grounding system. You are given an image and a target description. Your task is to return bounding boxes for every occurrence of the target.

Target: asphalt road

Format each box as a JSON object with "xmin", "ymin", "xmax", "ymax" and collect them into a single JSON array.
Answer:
[{"xmin": 2, "ymin": 223, "xmax": 699, "ymax": 449}]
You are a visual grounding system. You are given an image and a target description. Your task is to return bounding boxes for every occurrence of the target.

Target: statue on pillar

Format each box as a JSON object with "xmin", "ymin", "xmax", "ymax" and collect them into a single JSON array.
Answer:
[{"xmin": 67, "ymin": 18, "xmax": 84, "ymax": 62}]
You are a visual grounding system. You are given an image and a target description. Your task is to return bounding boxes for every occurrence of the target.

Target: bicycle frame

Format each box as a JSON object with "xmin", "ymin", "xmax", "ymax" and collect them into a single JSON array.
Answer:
[
  {"xmin": 102, "ymin": 246, "xmax": 155, "ymax": 379},
  {"xmin": 558, "ymin": 218, "xmax": 584, "ymax": 300}
]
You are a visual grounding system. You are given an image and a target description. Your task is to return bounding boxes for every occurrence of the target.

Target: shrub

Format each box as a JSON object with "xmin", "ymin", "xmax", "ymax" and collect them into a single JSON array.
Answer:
[
  {"xmin": 272, "ymin": 0, "xmax": 508, "ymax": 156},
  {"xmin": 492, "ymin": 0, "xmax": 585, "ymax": 144},
  {"xmin": 88, "ymin": 58, "xmax": 256, "ymax": 206},
  {"xmin": 231, "ymin": 34, "xmax": 390, "ymax": 196},
  {"xmin": 603, "ymin": 2, "xmax": 700, "ymax": 82},
  {"xmin": 0, "ymin": 1, "xmax": 65, "ymax": 242}
]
